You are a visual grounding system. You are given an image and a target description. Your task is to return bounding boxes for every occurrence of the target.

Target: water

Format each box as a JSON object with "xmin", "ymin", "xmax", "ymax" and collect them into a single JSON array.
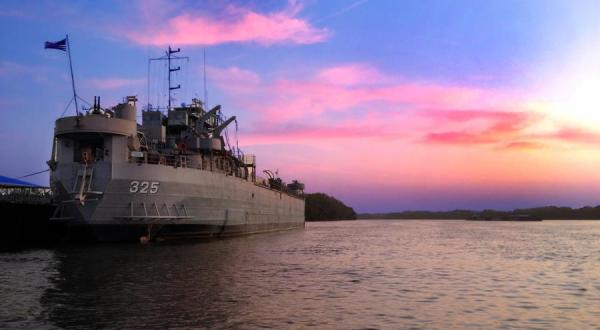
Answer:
[{"xmin": 2, "ymin": 220, "xmax": 600, "ymax": 329}]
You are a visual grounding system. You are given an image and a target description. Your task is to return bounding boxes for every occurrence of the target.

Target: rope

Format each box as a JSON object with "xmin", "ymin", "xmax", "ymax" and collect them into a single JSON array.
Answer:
[
  {"xmin": 77, "ymin": 95, "xmax": 92, "ymax": 106},
  {"xmin": 18, "ymin": 169, "xmax": 50, "ymax": 179},
  {"xmin": 185, "ymin": 58, "xmax": 190, "ymax": 103},
  {"xmin": 60, "ymin": 97, "xmax": 74, "ymax": 117}
]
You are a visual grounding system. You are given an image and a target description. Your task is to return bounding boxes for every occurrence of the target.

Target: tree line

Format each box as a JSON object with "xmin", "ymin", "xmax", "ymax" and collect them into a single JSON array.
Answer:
[
  {"xmin": 359, "ymin": 205, "xmax": 600, "ymax": 220},
  {"xmin": 305, "ymin": 193, "xmax": 357, "ymax": 221}
]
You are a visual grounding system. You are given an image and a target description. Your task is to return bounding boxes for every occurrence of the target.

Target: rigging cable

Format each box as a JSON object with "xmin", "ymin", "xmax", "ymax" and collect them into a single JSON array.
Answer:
[
  {"xmin": 184, "ymin": 57, "xmax": 190, "ymax": 103},
  {"xmin": 59, "ymin": 97, "xmax": 74, "ymax": 117},
  {"xmin": 76, "ymin": 95, "xmax": 93, "ymax": 109},
  {"xmin": 18, "ymin": 169, "xmax": 50, "ymax": 179}
]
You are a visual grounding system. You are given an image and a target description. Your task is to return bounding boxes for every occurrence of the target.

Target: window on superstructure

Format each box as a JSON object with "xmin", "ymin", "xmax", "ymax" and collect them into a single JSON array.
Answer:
[{"xmin": 74, "ymin": 136, "xmax": 104, "ymax": 163}]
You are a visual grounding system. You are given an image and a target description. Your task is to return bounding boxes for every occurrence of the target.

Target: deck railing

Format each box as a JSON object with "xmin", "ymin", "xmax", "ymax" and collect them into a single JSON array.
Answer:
[
  {"xmin": 128, "ymin": 151, "xmax": 304, "ymax": 198},
  {"xmin": 0, "ymin": 187, "xmax": 52, "ymax": 204}
]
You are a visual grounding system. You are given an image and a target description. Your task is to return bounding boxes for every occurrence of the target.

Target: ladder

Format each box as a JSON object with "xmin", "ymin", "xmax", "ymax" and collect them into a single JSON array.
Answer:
[{"xmin": 71, "ymin": 164, "xmax": 94, "ymax": 204}]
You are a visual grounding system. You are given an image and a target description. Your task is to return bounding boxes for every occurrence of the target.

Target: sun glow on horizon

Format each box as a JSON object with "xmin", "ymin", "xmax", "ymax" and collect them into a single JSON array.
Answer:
[{"xmin": 533, "ymin": 37, "xmax": 600, "ymax": 129}]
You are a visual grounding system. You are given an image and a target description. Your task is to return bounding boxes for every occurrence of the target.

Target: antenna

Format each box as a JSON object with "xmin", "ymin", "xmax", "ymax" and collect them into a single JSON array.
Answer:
[
  {"xmin": 65, "ymin": 35, "xmax": 79, "ymax": 116},
  {"xmin": 203, "ymin": 48, "xmax": 208, "ymax": 109},
  {"xmin": 146, "ymin": 48, "xmax": 150, "ymax": 111},
  {"xmin": 148, "ymin": 47, "xmax": 188, "ymax": 113},
  {"xmin": 167, "ymin": 46, "xmax": 181, "ymax": 111}
]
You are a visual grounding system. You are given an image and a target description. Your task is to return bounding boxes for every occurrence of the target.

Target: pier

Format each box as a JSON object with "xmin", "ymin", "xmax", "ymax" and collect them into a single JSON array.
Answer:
[{"xmin": 0, "ymin": 176, "xmax": 56, "ymax": 250}]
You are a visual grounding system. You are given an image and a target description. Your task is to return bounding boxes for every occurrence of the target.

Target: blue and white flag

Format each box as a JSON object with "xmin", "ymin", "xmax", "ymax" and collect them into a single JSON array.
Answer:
[{"xmin": 44, "ymin": 38, "xmax": 67, "ymax": 51}]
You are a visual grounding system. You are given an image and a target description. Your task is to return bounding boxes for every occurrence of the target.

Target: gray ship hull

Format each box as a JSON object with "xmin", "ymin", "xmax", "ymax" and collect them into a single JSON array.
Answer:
[
  {"xmin": 55, "ymin": 223, "xmax": 304, "ymax": 242},
  {"xmin": 51, "ymin": 163, "xmax": 305, "ymax": 242}
]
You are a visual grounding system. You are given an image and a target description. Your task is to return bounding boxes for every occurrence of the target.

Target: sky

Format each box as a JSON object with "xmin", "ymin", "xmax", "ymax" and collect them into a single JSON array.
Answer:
[{"xmin": 1, "ymin": 0, "xmax": 600, "ymax": 212}]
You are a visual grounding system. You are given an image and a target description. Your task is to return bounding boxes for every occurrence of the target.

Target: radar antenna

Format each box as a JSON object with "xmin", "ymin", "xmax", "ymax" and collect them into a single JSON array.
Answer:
[{"xmin": 148, "ymin": 47, "xmax": 189, "ymax": 113}]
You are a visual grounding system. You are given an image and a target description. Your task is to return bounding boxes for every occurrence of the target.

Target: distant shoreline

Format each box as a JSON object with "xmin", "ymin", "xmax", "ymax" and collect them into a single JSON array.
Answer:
[
  {"xmin": 358, "ymin": 205, "xmax": 600, "ymax": 220},
  {"xmin": 355, "ymin": 218, "xmax": 600, "ymax": 221}
]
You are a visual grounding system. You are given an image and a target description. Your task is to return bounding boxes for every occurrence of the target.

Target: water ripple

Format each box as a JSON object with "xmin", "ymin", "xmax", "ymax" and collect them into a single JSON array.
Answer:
[{"xmin": 1, "ymin": 220, "xmax": 600, "ymax": 329}]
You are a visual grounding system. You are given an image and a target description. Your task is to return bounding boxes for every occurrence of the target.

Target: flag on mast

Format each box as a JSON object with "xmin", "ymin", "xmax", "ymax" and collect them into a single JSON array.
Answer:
[
  {"xmin": 44, "ymin": 35, "xmax": 79, "ymax": 116},
  {"xmin": 44, "ymin": 38, "xmax": 67, "ymax": 51}
]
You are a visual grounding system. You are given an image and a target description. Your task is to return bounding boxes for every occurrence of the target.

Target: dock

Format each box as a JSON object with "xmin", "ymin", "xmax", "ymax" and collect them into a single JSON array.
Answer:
[{"xmin": 0, "ymin": 175, "xmax": 58, "ymax": 250}]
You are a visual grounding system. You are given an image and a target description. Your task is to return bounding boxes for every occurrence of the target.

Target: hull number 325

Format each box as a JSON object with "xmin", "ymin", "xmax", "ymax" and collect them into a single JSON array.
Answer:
[{"xmin": 129, "ymin": 181, "xmax": 160, "ymax": 194}]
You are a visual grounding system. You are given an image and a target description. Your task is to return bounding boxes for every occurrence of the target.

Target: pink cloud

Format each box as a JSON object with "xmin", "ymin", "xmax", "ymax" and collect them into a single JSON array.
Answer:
[
  {"xmin": 206, "ymin": 66, "xmax": 261, "ymax": 93},
  {"xmin": 255, "ymin": 78, "xmax": 483, "ymax": 123},
  {"xmin": 208, "ymin": 63, "xmax": 559, "ymax": 149},
  {"xmin": 128, "ymin": 2, "xmax": 329, "ymax": 46},
  {"xmin": 545, "ymin": 128, "xmax": 600, "ymax": 145},
  {"xmin": 273, "ymin": 79, "xmax": 480, "ymax": 108},
  {"xmin": 503, "ymin": 141, "xmax": 546, "ymax": 150},
  {"xmin": 423, "ymin": 114, "xmax": 600, "ymax": 147},
  {"xmin": 422, "ymin": 110, "xmax": 538, "ymax": 145},
  {"xmin": 419, "ymin": 109, "xmax": 600, "ymax": 148},
  {"xmin": 240, "ymin": 121, "xmax": 409, "ymax": 145},
  {"xmin": 425, "ymin": 131, "xmax": 496, "ymax": 144},
  {"xmin": 315, "ymin": 64, "xmax": 391, "ymax": 86},
  {"xmin": 420, "ymin": 109, "xmax": 541, "ymax": 146},
  {"xmin": 0, "ymin": 61, "xmax": 27, "ymax": 76},
  {"xmin": 423, "ymin": 109, "xmax": 528, "ymax": 122},
  {"xmin": 212, "ymin": 64, "xmax": 485, "ymax": 123},
  {"xmin": 86, "ymin": 77, "xmax": 145, "ymax": 90},
  {"xmin": 197, "ymin": 63, "xmax": 600, "ymax": 205},
  {"xmin": 0, "ymin": 61, "xmax": 57, "ymax": 84}
]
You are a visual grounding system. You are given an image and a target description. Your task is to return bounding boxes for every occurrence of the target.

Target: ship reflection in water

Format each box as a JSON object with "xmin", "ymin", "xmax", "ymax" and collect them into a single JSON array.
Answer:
[{"xmin": 3, "ymin": 220, "xmax": 600, "ymax": 329}]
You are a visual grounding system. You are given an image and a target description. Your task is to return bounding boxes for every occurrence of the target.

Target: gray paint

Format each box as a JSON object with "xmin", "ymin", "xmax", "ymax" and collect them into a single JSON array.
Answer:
[{"xmin": 50, "ymin": 99, "xmax": 305, "ymax": 242}]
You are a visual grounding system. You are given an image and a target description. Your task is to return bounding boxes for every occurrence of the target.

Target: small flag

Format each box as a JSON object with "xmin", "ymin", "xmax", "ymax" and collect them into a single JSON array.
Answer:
[{"xmin": 44, "ymin": 38, "xmax": 67, "ymax": 51}]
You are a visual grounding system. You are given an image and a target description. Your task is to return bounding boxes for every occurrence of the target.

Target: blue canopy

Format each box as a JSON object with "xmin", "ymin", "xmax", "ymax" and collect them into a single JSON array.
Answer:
[{"xmin": 0, "ymin": 175, "xmax": 44, "ymax": 188}]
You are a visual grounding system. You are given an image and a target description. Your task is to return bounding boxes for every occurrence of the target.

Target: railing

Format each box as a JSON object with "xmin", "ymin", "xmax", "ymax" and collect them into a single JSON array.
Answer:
[
  {"xmin": 129, "ymin": 151, "xmax": 246, "ymax": 178},
  {"xmin": 253, "ymin": 175, "xmax": 305, "ymax": 198},
  {"xmin": 128, "ymin": 151, "xmax": 305, "ymax": 199},
  {"xmin": 130, "ymin": 153, "xmax": 200, "ymax": 169},
  {"xmin": 0, "ymin": 188, "xmax": 52, "ymax": 204}
]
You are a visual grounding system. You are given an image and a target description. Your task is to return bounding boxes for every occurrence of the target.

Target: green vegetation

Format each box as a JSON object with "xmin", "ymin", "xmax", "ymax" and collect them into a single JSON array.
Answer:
[
  {"xmin": 305, "ymin": 193, "xmax": 357, "ymax": 221},
  {"xmin": 359, "ymin": 205, "xmax": 600, "ymax": 220}
]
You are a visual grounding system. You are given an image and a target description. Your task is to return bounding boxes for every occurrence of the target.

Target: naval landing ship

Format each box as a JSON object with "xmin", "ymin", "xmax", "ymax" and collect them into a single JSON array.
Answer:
[{"xmin": 48, "ymin": 56, "xmax": 305, "ymax": 242}]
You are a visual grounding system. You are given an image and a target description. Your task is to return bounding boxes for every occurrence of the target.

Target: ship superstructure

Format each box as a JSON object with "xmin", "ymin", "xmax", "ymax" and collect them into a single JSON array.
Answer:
[{"xmin": 48, "ymin": 48, "xmax": 305, "ymax": 242}]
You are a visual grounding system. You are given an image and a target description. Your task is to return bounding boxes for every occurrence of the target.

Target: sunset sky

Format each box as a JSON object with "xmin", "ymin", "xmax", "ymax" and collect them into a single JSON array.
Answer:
[{"xmin": 1, "ymin": 0, "xmax": 600, "ymax": 212}]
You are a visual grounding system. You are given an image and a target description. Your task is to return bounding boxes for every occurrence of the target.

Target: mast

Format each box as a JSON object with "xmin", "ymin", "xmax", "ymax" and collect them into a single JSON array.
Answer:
[
  {"xmin": 147, "ymin": 48, "xmax": 150, "ymax": 111},
  {"xmin": 167, "ymin": 46, "xmax": 181, "ymax": 111},
  {"xmin": 66, "ymin": 34, "xmax": 79, "ymax": 116},
  {"xmin": 148, "ymin": 48, "xmax": 188, "ymax": 112}
]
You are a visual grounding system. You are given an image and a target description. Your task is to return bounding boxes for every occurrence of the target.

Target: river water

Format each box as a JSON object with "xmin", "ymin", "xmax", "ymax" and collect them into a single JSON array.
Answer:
[{"xmin": 2, "ymin": 220, "xmax": 600, "ymax": 329}]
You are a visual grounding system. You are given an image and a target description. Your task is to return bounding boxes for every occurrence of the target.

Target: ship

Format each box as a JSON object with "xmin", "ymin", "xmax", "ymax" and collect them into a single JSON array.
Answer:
[{"xmin": 48, "ymin": 47, "xmax": 305, "ymax": 242}]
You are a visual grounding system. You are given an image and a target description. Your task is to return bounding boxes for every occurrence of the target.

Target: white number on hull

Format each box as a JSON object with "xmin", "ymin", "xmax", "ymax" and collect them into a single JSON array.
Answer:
[
  {"xmin": 149, "ymin": 182, "xmax": 159, "ymax": 194},
  {"xmin": 139, "ymin": 181, "xmax": 149, "ymax": 193},
  {"xmin": 129, "ymin": 181, "xmax": 139, "ymax": 193},
  {"xmin": 129, "ymin": 181, "xmax": 160, "ymax": 194}
]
